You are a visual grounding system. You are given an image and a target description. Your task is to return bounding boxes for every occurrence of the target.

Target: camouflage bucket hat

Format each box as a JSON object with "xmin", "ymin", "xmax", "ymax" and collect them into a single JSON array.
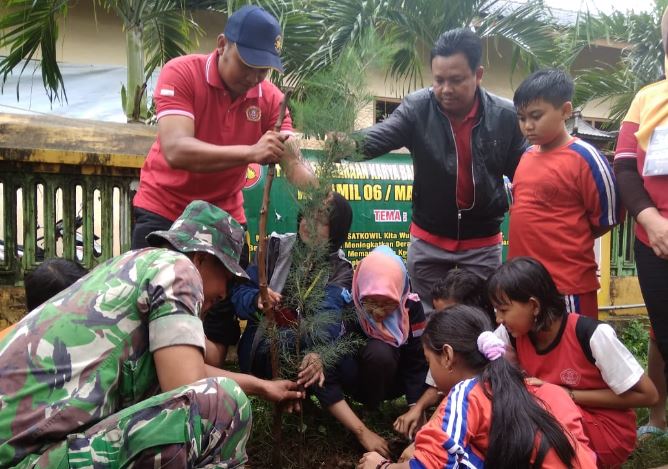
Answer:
[{"xmin": 146, "ymin": 200, "xmax": 249, "ymax": 280}]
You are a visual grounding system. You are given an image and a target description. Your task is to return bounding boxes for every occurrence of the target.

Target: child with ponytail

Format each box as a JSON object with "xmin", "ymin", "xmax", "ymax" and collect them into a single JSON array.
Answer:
[
  {"xmin": 488, "ymin": 257, "xmax": 658, "ymax": 467},
  {"xmin": 394, "ymin": 268, "xmax": 494, "ymax": 440},
  {"xmin": 357, "ymin": 305, "xmax": 596, "ymax": 469}
]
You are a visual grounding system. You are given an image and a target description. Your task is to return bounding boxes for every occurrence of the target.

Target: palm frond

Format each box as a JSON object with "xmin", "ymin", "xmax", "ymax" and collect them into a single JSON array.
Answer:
[
  {"xmin": 255, "ymin": 1, "xmax": 326, "ymax": 89},
  {"xmin": 477, "ymin": 1, "xmax": 555, "ymax": 73},
  {"xmin": 575, "ymin": 65, "xmax": 647, "ymax": 128},
  {"xmin": 183, "ymin": 0, "xmax": 227, "ymax": 11},
  {"xmin": 302, "ymin": 0, "xmax": 385, "ymax": 76},
  {"xmin": 299, "ymin": 0, "xmax": 556, "ymax": 92},
  {"xmin": 0, "ymin": 0, "xmax": 70, "ymax": 103},
  {"xmin": 571, "ymin": 2, "xmax": 666, "ymax": 128},
  {"xmin": 143, "ymin": 7, "xmax": 203, "ymax": 78}
]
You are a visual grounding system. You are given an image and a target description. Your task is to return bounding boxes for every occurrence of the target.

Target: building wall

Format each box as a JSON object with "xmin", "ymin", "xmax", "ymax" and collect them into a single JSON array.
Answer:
[
  {"xmin": 13, "ymin": 4, "xmax": 225, "ymax": 66},
  {"xmin": 0, "ymin": 5, "xmax": 619, "ymax": 123},
  {"xmin": 364, "ymin": 38, "xmax": 618, "ymax": 124}
]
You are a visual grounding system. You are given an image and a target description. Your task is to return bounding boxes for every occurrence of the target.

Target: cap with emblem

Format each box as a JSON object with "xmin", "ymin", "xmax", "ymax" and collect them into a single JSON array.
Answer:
[
  {"xmin": 224, "ymin": 5, "xmax": 284, "ymax": 73},
  {"xmin": 146, "ymin": 200, "xmax": 250, "ymax": 280}
]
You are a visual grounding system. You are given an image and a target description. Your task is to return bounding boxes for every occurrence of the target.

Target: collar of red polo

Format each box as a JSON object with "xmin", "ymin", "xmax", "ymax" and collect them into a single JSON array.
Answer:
[{"xmin": 205, "ymin": 50, "xmax": 261, "ymax": 99}]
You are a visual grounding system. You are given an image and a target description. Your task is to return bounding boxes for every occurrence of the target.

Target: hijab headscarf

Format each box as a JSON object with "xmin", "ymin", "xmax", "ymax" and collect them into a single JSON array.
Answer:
[{"xmin": 353, "ymin": 245, "xmax": 410, "ymax": 347}]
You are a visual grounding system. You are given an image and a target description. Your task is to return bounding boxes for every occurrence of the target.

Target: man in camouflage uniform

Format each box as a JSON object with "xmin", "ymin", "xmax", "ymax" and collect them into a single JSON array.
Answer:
[{"xmin": 0, "ymin": 201, "xmax": 302, "ymax": 468}]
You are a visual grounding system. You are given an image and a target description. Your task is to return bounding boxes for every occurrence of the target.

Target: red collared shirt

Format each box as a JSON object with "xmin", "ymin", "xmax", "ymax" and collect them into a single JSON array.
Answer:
[
  {"xmin": 134, "ymin": 50, "xmax": 293, "ymax": 223},
  {"xmin": 446, "ymin": 96, "xmax": 479, "ymax": 210}
]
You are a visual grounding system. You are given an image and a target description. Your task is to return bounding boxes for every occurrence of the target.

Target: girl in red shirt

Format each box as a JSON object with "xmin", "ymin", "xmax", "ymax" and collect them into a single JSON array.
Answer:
[
  {"xmin": 358, "ymin": 304, "xmax": 596, "ymax": 469},
  {"xmin": 488, "ymin": 257, "xmax": 658, "ymax": 467}
]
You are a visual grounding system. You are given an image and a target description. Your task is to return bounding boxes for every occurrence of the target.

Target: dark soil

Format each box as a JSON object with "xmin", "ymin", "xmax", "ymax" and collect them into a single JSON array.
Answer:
[{"xmin": 246, "ymin": 396, "xmax": 411, "ymax": 468}]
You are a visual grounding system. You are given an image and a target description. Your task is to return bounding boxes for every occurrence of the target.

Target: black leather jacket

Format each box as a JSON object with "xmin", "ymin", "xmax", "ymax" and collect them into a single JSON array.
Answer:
[{"xmin": 360, "ymin": 87, "xmax": 526, "ymax": 239}]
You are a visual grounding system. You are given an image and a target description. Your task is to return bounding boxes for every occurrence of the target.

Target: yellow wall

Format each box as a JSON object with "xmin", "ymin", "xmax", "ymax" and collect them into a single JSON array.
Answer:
[
  {"xmin": 597, "ymin": 233, "xmax": 646, "ymax": 319},
  {"xmin": 363, "ymin": 38, "xmax": 529, "ymax": 102},
  {"xmin": 608, "ymin": 277, "xmax": 647, "ymax": 316},
  {"xmin": 0, "ymin": 3, "xmax": 225, "ymax": 66}
]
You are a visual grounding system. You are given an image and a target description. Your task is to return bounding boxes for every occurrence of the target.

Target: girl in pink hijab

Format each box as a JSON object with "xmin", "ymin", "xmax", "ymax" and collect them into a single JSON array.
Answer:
[
  {"xmin": 354, "ymin": 245, "xmax": 414, "ymax": 347},
  {"xmin": 313, "ymin": 246, "xmax": 428, "ymax": 458}
]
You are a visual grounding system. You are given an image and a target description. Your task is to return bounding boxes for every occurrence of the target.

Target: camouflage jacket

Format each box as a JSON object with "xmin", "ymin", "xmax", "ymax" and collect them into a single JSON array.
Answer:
[{"xmin": 0, "ymin": 248, "xmax": 206, "ymax": 466}]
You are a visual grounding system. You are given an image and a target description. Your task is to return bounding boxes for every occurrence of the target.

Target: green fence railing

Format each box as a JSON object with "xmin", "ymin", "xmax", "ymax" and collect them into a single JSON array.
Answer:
[
  {"xmin": 0, "ymin": 113, "xmax": 155, "ymax": 286},
  {"xmin": 0, "ymin": 158, "xmax": 139, "ymax": 285},
  {"xmin": 610, "ymin": 213, "xmax": 637, "ymax": 277}
]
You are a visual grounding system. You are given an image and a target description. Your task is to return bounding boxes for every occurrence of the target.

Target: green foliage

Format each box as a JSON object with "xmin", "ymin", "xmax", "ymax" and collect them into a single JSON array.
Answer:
[
  {"xmin": 1, "ymin": 0, "xmax": 573, "ymax": 120},
  {"xmin": 143, "ymin": 6, "xmax": 203, "ymax": 79},
  {"xmin": 258, "ymin": 54, "xmax": 372, "ymax": 384},
  {"xmin": 572, "ymin": 1, "xmax": 667, "ymax": 127},
  {"xmin": 623, "ymin": 433, "xmax": 668, "ymax": 468},
  {"xmin": 291, "ymin": 51, "xmax": 372, "ymax": 139},
  {"xmin": 0, "ymin": 0, "xmax": 216, "ymax": 118},
  {"xmin": 302, "ymin": 0, "xmax": 557, "ymax": 91},
  {"xmin": 618, "ymin": 318, "xmax": 649, "ymax": 369},
  {"xmin": 0, "ymin": 0, "xmax": 69, "ymax": 102}
]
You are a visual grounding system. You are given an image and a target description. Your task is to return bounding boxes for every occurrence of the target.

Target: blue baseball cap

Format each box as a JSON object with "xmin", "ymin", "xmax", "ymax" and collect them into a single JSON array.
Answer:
[{"xmin": 224, "ymin": 5, "xmax": 284, "ymax": 73}]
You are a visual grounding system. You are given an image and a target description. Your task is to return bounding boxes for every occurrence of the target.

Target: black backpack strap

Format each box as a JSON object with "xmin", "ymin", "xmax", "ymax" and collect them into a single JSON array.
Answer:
[{"xmin": 574, "ymin": 315, "xmax": 599, "ymax": 365}]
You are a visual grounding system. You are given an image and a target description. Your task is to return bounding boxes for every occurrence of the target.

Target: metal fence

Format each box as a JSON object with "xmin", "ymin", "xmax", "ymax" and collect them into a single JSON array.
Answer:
[
  {"xmin": 610, "ymin": 213, "xmax": 637, "ymax": 277},
  {"xmin": 0, "ymin": 151, "xmax": 140, "ymax": 285}
]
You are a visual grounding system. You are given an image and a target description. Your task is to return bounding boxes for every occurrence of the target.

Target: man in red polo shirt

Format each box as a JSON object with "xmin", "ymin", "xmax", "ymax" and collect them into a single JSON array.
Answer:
[
  {"xmin": 133, "ymin": 5, "xmax": 312, "ymax": 241},
  {"xmin": 357, "ymin": 28, "xmax": 526, "ymax": 315},
  {"xmin": 132, "ymin": 5, "xmax": 314, "ymax": 363}
]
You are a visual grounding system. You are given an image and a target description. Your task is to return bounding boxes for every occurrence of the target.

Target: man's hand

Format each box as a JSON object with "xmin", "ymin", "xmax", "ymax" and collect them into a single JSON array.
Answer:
[
  {"xmin": 638, "ymin": 208, "xmax": 668, "ymax": 259},
  {"xmin": 280, "ymin": 136, "xmax": 301, "ymax": 165},
  {"xmin": 260, "ymin": 379, "xmax": 304, "ymax": 403},
  {"xmin": 357, "ymin": 451, "xmax": 388, "ymax": 469},
  {"xmin": 393, "ymin": 406, "xmax": 424, "ymax": 440},
  {"xmin": 257, "ymin": 288, "xmax": 282, "ymax": 311},
  {"xmin": 250, "ymin": 131, "xmax": 288, "ymax": 165},
  {"xmin": 297, "ymin": 352, "xmax": 325, "ymax": 388},
  {"xmin": 357, "ymin": 428, "xmax": 390, "ymax": 458}
]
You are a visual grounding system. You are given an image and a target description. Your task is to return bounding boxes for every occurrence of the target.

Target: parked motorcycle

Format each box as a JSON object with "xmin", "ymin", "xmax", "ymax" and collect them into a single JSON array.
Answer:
[{"xmin": 0, "ymin": 215, "xmax": 101, "ymax": 262}]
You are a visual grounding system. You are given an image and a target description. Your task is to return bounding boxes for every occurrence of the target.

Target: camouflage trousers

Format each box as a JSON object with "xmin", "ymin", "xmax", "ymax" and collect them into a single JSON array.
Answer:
[{"xmin": 17, "ymin": 377, "xmax": 251, "ymax": 469}]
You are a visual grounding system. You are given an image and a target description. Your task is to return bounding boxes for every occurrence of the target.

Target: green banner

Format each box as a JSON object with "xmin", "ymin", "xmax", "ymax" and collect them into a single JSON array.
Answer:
[{"xmin": 242, "ymin": 150, "xmax": 509, "ymax": 264}]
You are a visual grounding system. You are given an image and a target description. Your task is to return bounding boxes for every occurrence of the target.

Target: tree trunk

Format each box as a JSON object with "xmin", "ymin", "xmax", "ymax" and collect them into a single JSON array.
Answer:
[{"xmin": 125, "ymin": 26, "xmax": 147, "ymax": 123}]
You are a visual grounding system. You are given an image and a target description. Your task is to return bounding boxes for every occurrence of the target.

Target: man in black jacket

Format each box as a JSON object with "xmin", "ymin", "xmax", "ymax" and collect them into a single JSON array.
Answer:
[{"xmin": 358, "ymin": 28, "xmax": 526, "ymax": 314}]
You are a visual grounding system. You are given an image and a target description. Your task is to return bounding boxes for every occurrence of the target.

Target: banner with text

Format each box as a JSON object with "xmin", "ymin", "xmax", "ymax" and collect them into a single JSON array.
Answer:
[{"xmin": 242, "ymin": 150, "xmax": 509, "ymax": 264}]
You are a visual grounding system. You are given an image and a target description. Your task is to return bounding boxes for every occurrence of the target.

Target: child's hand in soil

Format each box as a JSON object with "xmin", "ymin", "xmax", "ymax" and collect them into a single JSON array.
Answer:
[
  {"xmin": 356, "ymin": 451, "xmax": 387, "ymax": 469},
  {"xmin": 358, "ymin": 428, "xmax": 390, "ymax": 458},
  {"xmin": 393, "ymin": 406, "xmax": 424, "ymax": 439}
]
